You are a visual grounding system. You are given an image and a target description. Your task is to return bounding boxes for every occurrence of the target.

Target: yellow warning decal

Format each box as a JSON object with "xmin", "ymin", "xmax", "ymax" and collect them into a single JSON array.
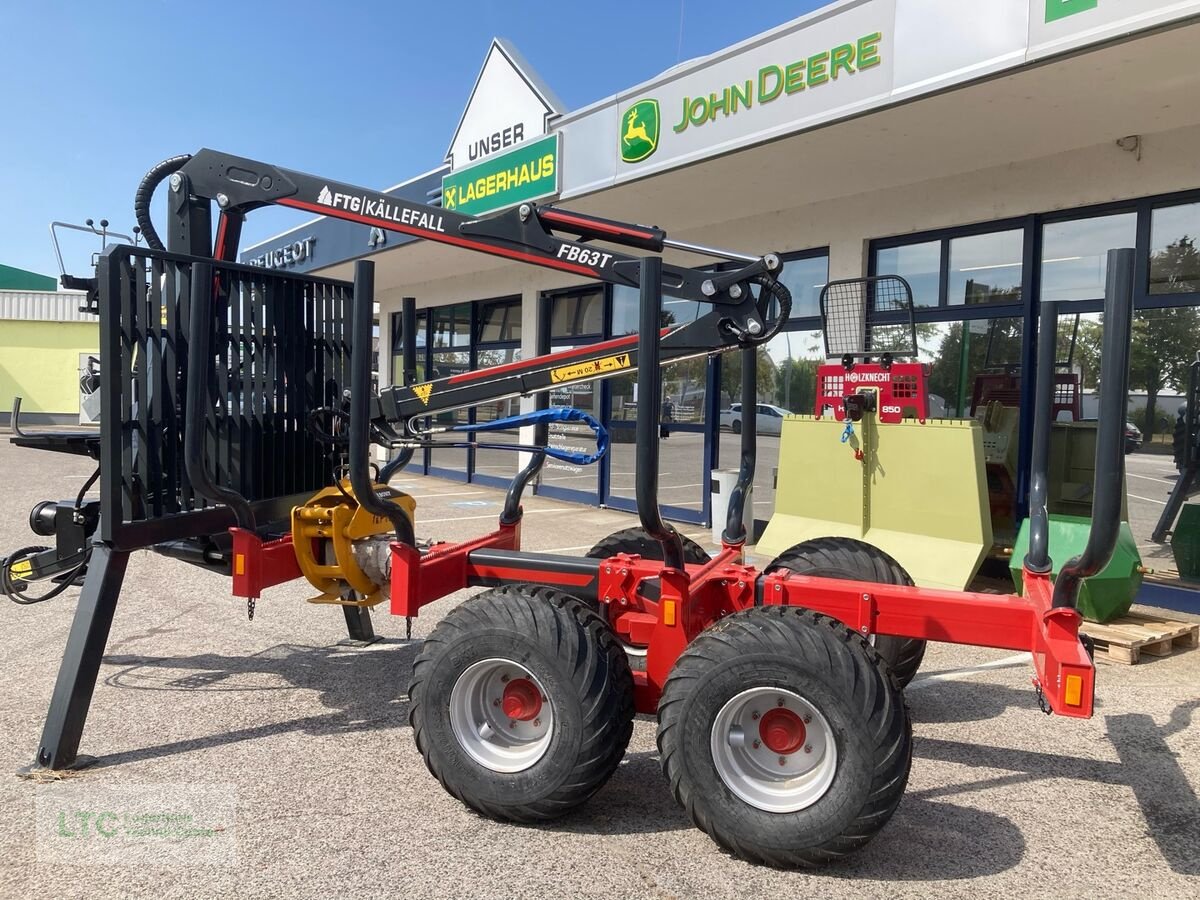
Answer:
[
  {"xmin": 550, "ymin": 353, "xmax": 631, "ymax": 384},
  {"xmin": 412, "ymin": 382, "xmax": 434, "ymax": 405},
  {"xmin": 10, "ymin": 559, "xmax": 33, "ymax": 580}
]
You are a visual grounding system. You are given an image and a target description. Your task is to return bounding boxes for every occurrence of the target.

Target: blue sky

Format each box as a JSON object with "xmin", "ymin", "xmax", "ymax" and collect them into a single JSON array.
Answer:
[{"xmin": 1, "ymin": 0, "xmax": 824, "ymax": 279}]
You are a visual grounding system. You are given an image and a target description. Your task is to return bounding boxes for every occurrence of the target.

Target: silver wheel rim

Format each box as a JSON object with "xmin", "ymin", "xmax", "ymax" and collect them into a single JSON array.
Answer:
[
  {"xmin": 710, "ymin": 687, "xmax": 837, "ymax": 813},
  {"xmin": 449, "ymin": 658, "xmax": 553, "ymax": 773}
]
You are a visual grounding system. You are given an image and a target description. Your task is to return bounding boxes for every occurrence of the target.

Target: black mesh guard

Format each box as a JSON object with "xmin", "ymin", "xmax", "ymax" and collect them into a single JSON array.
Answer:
[
  {"xmin": 96, "ymin": 245, "xmax": 354, "ymax": 546},
  {"xmin": 819, "ymin": 275, "xmax": 918, "ymax": 360}
]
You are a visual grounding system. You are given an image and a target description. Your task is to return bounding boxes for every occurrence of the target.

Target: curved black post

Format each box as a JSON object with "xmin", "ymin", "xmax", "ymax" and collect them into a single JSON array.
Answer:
[
  {"xmin": 1051, "ymin": 248, "xmax": 1134, "ymax": 608},
  {"xmin": 1024, "ymin": 300, "xmax": 1058, "ymax": 574},
  {"xmin": 500, "ymin": 293, "xmax": 550, "ymax": 525},
  {"xmin": 723, "ymin": 345, "xmax": 757, "ymax": 544},
  {"xmin": 379, "ymin": 296, "xmax": 418, "ymax": 482},
  {"xmin": 636, "ymin": 256, "xmax": 685, "ymax": 569},
  {"xmin": 184, "ymin": 261, "xmax": 255, "ymax": 531},
  {"xmin": 348, "ymin": 261, "xmax": 412, "ymax": 540},
  {"xmin": 501, "ymin": 445, "xmax": 546, "ymax": 525}
]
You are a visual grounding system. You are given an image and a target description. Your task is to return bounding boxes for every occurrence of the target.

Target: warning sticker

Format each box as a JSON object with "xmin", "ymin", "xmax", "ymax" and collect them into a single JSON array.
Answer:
[
  {"xmin": 550, "ymin": 353, "xmax": 631, "ymax": 384},
  {"xmin": 412, "ymin": 382, "xmax": 433, "ymax": 405},
  {"xmin": 10, "ymin": 559, "xmax": 32, "ymax": 580}
]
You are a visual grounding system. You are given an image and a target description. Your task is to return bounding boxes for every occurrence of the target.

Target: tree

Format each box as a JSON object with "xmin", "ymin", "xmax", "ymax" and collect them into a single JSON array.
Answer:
[
  {"xmin": 1072, "ymin": 318, "xmax": 1103, "ymax": 391},
  {"xmin": 775, "ymin": 357, "xmax": 819, "ymax": 413},
  {"xmin": 1076, "ymin": 238, "xmax": 1200, "ymax": 437},
  {"xmin": 719, "ymin": 347, "xmax": 777, "ymax": 406},
  {"xmin": 1150, "ymin": 234, "xmax": 1200, "ymax": 294},
  {"xmin": 1128, "ymin": 306, "xmax": 1200, "ymax": 438}
]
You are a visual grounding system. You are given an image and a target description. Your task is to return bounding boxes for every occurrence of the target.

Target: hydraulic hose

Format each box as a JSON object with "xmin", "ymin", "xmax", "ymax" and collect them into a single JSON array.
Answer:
[
  {"xmin": 742, "ymin": 274, "xmax": 792, "ymax": 346},
  {"xmin": 134, "ymin": 155, "xmax": 192, "ymax": 251}
]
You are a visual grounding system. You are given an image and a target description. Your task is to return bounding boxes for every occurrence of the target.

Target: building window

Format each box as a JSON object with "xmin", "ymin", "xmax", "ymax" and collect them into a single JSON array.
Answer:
[
  {"xmin": 777, "ymin": 253, "xmax": 830, "ymax": 319},
  {"xmin": 873, "ymin": 240, "xmax": 940, "ymax": 307},
  {"xmin": 477, "ymin": 297, "xmax": 521, "ymax": 343},
  {"xmin": 1040, "ymin": 212, "xmax": 1136, "ymax": 303},
  {"xmin": 430, "ymin": 303, "xmax": 471, "ymax": 348},
  {"xmin": 390, "ymin": 310, "xmax": 427, "ymax": 385},
  {"xmin": 948, "ymin": 229, "xmax": 1023, "ymax": 306},
  {"xmin": 611, "ymin": 284, "xmax": 705, "ymax": 335},
  {"xmin": 550, "ymin": 288, "xmax": 603, "ymax": 339},
  {"xmin": 1149, "ymin": 201, "xmax": 1200, "ymax": 295},
  {"xmin": 913, "ymin": 317, "xmax": 1024, "ymax": 418}
]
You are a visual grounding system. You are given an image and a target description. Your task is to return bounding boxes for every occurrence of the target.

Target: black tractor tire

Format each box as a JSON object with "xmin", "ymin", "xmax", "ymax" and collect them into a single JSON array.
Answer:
[
  {"xmin": 586, "ymin": 527, "xmax": 711, "ymax": 566},
  {"xmin": 409, "ymin": 584, "xmax": 634, "ymax": 822},
  {"xmin": 657, "ymin": 606, "xmax": 911, "ymax": 867},
  {"xmin": 732, "ymin": 419, "xmax": 743, "ymax": 435},
  {"xmin": 765, "ymin": 537, "xmax": 926, "ymax": 687}
]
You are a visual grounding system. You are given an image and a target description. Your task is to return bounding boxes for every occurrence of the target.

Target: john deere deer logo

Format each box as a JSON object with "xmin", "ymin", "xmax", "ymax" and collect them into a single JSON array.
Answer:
[{"xmin": 621, "ymin": 99, "xmax": 660, "ymax": 163}]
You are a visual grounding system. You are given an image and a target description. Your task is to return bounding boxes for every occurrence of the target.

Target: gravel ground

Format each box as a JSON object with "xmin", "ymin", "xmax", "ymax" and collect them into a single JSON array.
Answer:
[{"xmin": 0, "ymin": 437, "xmax": 1197, "ymax": 899}]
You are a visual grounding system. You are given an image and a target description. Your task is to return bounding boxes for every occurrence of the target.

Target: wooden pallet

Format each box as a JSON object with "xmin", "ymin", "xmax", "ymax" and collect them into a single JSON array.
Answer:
[{"xmin": 1080, "ymin": 610, "xmax": 1200, "ymax": 665}]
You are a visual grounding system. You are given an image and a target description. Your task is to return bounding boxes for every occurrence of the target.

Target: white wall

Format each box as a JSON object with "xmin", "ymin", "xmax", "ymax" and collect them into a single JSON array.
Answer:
[{"xmin": 676, "ymin": 121, "xmax": 1200, "ymax": 281}]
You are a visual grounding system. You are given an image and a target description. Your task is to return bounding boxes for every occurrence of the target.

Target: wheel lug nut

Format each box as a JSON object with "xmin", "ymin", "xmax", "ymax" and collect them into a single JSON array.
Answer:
[
  {"xmin": 533, "ymin": 718, "xmax": 541, "ymax": 727},
  {"xmin": 501, "ymin": 674, "xmax": 509, "ymax": 682},
  {"xmin": 804, "ymin": 744, "xmax": 813, "ymax": 754},
  {"xmin": 510, "ymin": 720, "xmax": 518, "ymax": 728},
  {"xmin": 751, "ymin": 711, "xmax": 759, "ymax": 720},
  {"xmin": 492, "ymin": 699, "xmax": 500, "ymax": 707},
  {"xmin": 777, "ymin": 698, "xmax": 785, "ymax": 707},
  {"xmin": 752, "ymin": 739, "xmax": 760, "ymax": 749},
  {"xmin": 803, "ymin": 714, "xmax": 812, "ymax": 724},
  {"xmin": 778, "ymin": 756, "xmax": 787, "ymax": 766}
]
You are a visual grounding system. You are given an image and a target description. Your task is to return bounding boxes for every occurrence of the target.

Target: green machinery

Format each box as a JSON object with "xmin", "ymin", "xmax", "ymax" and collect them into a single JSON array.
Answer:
[
  {"xmin": 1172, "ymin": 503, "xmax": 1200, "ymax": 582},
  {"xmin": 1010, "ymin": 515, "xmax": 1143, "ymax": 621}
]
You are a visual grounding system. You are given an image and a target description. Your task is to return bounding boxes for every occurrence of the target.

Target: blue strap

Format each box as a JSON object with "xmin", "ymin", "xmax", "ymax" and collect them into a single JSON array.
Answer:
[
  {"xmin": 451, "ymin": 406, "xmax": 609, "ymax": 465},
  {"xmin": 840, "ymin": 421, "xmax": 855, "ymax": 443}
]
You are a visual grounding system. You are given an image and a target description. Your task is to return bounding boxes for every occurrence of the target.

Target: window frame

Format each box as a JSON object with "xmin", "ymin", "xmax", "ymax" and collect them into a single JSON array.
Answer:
[{"xmin": 867, "ymin": 186, "xmax": 1200, "ymax": 314}]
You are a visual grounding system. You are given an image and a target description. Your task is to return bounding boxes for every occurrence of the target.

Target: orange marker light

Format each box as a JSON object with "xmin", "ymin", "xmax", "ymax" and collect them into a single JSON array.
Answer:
[
  {"xmin": 663, "ymin": 600, "xmax": 676, "ymax": 626},
  {"xmin": 1064, "ymin": 674, "xmax": 1083, "ymax": 707}
]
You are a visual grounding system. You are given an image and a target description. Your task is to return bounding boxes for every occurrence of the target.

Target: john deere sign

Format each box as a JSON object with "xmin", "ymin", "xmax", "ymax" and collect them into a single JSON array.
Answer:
[
  {"xmin": 442, "ymin": 134, "xmax": 559, "ymax": 215},
  {"xmin": 670, "ymin": 31, "xmax": 881, "ymax": 136},
  {"xmin": 620, "ymin": 100, "xmax": 659, "ymax": 163}
]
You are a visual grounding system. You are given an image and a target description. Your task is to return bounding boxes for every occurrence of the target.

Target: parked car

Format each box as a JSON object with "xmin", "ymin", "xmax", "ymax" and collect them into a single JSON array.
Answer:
[
  {"xmin": 1125, "ymin": 421, "xmax": 1142, "ymax": 454},
  {"xmin": 719, "ymin": 402, "xmax": 791, "ymax": 435}
]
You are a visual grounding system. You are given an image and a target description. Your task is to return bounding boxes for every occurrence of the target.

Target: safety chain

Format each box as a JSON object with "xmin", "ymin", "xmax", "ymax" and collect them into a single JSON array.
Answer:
[{"xmin": 1033, "ymin": 680, "xmax": 1052, "ymax": 715}]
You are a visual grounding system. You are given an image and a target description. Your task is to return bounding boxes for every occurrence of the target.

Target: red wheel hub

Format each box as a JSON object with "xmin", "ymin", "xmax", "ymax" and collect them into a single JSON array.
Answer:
[
  {"xmin": 501, "ymin": 678, "xmax": 543, "ymax": 721},
  {"xmin": 759, "ymin": 707, "xmax": 806, "ymax": 755}
]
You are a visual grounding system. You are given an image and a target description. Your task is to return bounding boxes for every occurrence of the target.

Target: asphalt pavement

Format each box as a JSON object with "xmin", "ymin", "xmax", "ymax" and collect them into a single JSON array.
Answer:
[{"xmin": 0, "ymin": 437, "xmax": 1197, "ymax": 899}]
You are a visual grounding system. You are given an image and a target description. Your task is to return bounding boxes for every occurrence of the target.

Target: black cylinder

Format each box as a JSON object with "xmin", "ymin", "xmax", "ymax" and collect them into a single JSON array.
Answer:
[
  {"xmin": 348, "ymin": 262, "xmax": 412, "ymax": 541},
  {"xmin": 1024, "ymin": 301, "xmax": 1058, "ymax": 574},
  {"xmin": 29, "ymin": 501, "xmax": 58, "ymax": 537},
  {"xmin": 723, "ymin": 346, "xmax": 757, "ymax": 545},
  {"xmin": 1051, "ymin": 248, "xmax": 1135, "ymax": 609},
  {"xmin": 635, "ymin": 257, "xmax": 685, "ymax": 570}
]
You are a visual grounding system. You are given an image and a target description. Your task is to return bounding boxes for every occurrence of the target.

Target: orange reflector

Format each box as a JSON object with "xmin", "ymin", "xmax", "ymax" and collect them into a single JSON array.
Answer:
[
  {"xmin": 662, "ymin": 600, "xmax": 676, "ymax": 626},
  {"xmin": 235, "ymin": 554, "xmax": 245, "ymax": 576},
  {"xmin": 1064, "ymin": 674, "xmax": 1083, "ymax": 707}
]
